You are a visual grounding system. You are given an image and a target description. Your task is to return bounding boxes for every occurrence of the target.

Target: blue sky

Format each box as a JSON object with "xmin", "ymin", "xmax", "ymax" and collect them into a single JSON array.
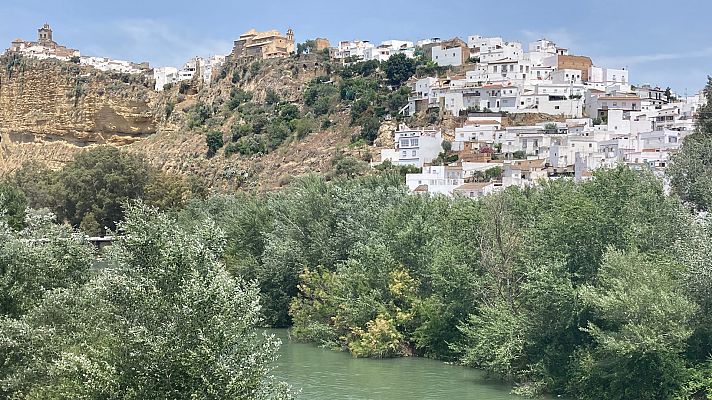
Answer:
[{"xmin": 1, "ymin": 0, "xmax": 710, "ymax": 93}]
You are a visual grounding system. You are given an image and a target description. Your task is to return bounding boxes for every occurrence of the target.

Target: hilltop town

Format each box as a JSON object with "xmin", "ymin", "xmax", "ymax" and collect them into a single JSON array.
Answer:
[
  {"xmin": 2, "ymin": 13, "xmax": 712, "ymax": 400},
  {"xmin": 1, "ymin": 23, "xmax": 707, "ymax": 195}
]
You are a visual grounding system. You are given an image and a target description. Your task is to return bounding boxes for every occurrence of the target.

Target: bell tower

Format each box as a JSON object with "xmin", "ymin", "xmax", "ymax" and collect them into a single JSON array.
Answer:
[{"xmin": 38, "ymin": 23, "xmax": 53, "ymax": 44}]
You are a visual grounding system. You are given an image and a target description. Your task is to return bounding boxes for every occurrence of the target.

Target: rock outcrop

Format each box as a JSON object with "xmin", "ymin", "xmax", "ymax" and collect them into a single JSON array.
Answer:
[{"xmin": 0, "ymin": 56, "xmax": 157, "ymax": 148}]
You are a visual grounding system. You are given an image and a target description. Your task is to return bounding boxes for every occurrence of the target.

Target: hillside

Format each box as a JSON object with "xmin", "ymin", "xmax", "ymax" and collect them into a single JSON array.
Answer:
[{"xmin": 0, "ymin": 53, "xmax": 563, "ymax": 191}]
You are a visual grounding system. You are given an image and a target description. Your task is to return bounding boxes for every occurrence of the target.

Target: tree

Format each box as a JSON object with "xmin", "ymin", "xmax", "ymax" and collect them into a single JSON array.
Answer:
[
  {"xmin": 206, "ymin": 130, "xmax": 224, "ymax": 156},
  {"xmin": 665, "ymin": 86, "xmax": 676, "ymax": 102},
  {"xmin": 0, "ymin": 210, "xmax": 92, "ymax": 319},
  {"xmin": 143, "ymin": 171, "xmax": 191, "ymax": 211},
  {"xmin": 0, "ymin": 182, "xmax": 27, "ymax": 230},
  {"xmin": 296, "ymin": 40, "xmax": 317, "ymax": 56},
  {"xmin": 332, "ymin": 155, "xmax": 368, "ymax": 179},
  {"xmin": 278, "ymin": 103, "xmax": 300, "ymax": 122},
  {"xmin": 512, "ymin": 150, "xmax": 526, "ymax": 159},
  {"xmin": 441, "ymin": 140, "xmax": 452, "ymax": 153},
  {"xmin": 669, "ymin": 76, "xmax": 712, "ymax": 209},
  {"xmin": 572, "ymin": 249, "xmax": 696, "ymax": 400},
  {"xmin": 53, "ymin": 146, "xmax": 149, "ymax": 234},
  {"xmin": 8, "ymin": 161, "xmax": 56, "ymax": 210},
  {"xmin": 0, "ymin": 204, "xmax": 293, "ymax": 399},
  {"xmin": 266, "ymin": 88, "xmax": 281, "ymax": 105},
  {"xmin": 383, "ymin": 53, "xmax": 416, "ymax": 87},
  {"xmin": 360, "ymin": 116, "xmax": 381, "ymax": 144}
]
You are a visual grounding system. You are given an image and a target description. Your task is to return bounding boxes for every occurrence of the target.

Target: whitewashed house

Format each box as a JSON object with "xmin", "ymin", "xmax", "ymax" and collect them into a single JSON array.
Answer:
[
  {"xmin": 406, "ymin": 165, "xmax": 464, "ymax": 195},
  {"xmin": 380, "ymin": 124, "xmax": 444, "ymax": 167}
]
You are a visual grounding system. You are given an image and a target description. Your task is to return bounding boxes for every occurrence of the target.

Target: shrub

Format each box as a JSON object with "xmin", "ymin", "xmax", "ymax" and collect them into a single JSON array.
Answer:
[
  {"xmin": 265, "ymin": 88, "xmax": 280, "ymax": 105},
  {"xmin": 231, "ymin": 123, "xmax": 253, "ymax": 142},
  {"xmin": 206, "ymin": 131, "xmax": 224, "ymax": 156}
]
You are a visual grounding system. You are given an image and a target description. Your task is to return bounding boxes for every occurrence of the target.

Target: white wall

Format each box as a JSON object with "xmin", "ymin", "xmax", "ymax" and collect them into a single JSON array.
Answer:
[{"xmin": 432, "ymin": 45, "xmax": 464, "ymax": 66}]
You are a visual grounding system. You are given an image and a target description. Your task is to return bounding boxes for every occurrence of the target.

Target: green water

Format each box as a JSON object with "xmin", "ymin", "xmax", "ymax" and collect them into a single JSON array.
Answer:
[{"xmin": 270, "ymin": 329, "xmax": 549, "ymax": 400}]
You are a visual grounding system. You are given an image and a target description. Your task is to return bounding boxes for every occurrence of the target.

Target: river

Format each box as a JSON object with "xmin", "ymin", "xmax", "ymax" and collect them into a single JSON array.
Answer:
[{"xmin": 270, "ymin": 329, "xmax": 552, "ymax": 400}]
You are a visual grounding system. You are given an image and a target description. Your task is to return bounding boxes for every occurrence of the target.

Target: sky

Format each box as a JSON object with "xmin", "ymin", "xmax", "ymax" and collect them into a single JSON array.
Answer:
[{"xmin": 1, "ymin": 0, "xmax": 710, "ymax": 93}]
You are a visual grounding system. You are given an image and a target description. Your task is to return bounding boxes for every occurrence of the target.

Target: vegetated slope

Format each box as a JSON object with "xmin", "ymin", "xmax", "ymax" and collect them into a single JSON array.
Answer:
[
  {"xmin": 0, "ymin": 52, "xmax": 568, "ymax": 191},
  {"xmin": 129, "ymin": 53, "xmax": 407, "ymax": 191}
]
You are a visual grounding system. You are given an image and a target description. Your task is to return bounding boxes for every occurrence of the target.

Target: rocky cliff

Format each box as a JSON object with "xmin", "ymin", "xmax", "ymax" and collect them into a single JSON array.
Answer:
[{"xmin": 0, "ymin": 55, "xmax": 158, "ymax": 173}]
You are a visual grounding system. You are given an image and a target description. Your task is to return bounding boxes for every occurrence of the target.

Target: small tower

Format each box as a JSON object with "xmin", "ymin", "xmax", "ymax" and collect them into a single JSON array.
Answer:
[
  {"xmin": 38, "ymin": 23, "xmax": 53, "ymax": 44},
  {"xmin": 286, "ymin": 28, "xmax": 294, "ymax": 44}
]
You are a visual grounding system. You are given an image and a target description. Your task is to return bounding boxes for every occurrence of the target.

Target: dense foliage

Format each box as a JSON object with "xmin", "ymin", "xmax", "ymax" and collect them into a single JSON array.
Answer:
[
  {"xmin": 0, "ymin": 204, "xmax": 292, "ymax": 399},
  {"xmin": 670, "ymin": 76, "xmax": 712, "ymax": 210},
  {"xmin": 3, "ymin": 147, "xmax": 195, "ymax": 235},
  {"xmin": 180, "ymin": 166, "xmax": 711, "ymax": 399}
]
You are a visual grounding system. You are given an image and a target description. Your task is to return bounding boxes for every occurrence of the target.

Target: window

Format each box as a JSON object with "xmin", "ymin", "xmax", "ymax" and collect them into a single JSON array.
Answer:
[
  {"xmin": 402, "ymin": 151, "xmax": 406, "ymax": 157},
  {"xmin": 410, "ymin": 138, "xmax": 419, "ymax": 147},
  {"xmin": 554, "ymin": 106, "xmax": 560, "ymax": 110},
  {"xmin": 588, "ymin": 143, "xmax": 592, "ymax": 148},
  {"xmin": 412, "ymin": 150, "xmax": 417, "ymax": 156}
]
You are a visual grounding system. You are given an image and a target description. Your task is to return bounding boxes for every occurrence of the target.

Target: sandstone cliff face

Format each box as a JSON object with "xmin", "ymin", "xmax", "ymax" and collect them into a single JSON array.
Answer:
[
  {"xmin": 0, "ymin": 55, "xmax": 380, "ymax": 190},
  {"xmin": 0, "ymin": 56, "xmax": 157, "ymax": 147}
]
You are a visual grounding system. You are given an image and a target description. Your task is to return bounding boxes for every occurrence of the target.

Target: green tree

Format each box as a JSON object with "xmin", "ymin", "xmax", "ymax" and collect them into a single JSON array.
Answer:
[
  {"xmin": 360, "ymin": 116, "xmax": 381, "ymax": 144},
  {"xmin": 143, "ymin": 171, "xmax": 191, "ymax": 210},
  {"xmin": 0, "ymin": 182, "xmax": 27, "ymax": 230},
  {"xmin": 572, "ymin": 249, "xmax": 696, "ymax": 400},
  {"xmin": 669, "ymin": 76, "xmax": 712, "ymax": 209},
  {"xmin": 53, "ymin": 146, "xmax": 149, "ymax": 234},
  {"xmin": 0, "ymin": 210, "xmax": 92, "ymax": 318},
  {"xmin": 383, "ymin": 53, "xmax": 416, "ymax": 86},
  {"xmin": 9, "ymin": 161, "xmax": 56, "ymax": 210},
  {"xmin": 206, "ymin": 130, "xmax": 224, "ymax": 156},
  {"xmin": 0, "ymin": 204, "xmax": 293, "ymax": 399},
  {"xmin": 332, "ymin": 155, "xmax": 368, "ymax": 178},
  {"xmin": 441, "ymin": 140, "xmax": 452, "ymax": 153}
]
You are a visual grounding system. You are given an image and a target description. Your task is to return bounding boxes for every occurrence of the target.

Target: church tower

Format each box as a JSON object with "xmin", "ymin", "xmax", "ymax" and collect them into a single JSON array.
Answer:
[{"xmin": 38, "ymin": 23, "xmax": 53, "ymax": 44}]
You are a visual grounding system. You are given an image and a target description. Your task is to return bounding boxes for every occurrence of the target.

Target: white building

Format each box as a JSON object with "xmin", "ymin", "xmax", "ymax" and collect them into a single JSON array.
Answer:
[
  {"xmin": 153, "ymin": 55, "xmax": 226, "ymax": 91},
  {"xmin": 431, "ymin": 40, "xmax": 468, "ymax": 66},
  {"xmin": 335, "ymin": 40, "xmax": 375, "ymax": 60},
  {"xmin": 80, "ymin": 56, "xmax": 145, "ymax": 74},
  {"xmin": 363, "ymin": 40, "xmax": 415, "ymax": 62},
  {"xmin": 406, "ymin": 165, "xmax": 464, "ymax": 195},
  {"xmin": 588, "ymin": 66, "xmax": 629, "ymax": 87},
  {"xmin": 453, "ymin": 181, "xmax": 499, "ymax": 198},
  {"xmin": 154, "ymin": 67, "xmax": 179, "ymax": 91},
  {"xmin": 381, "ymin": 124, "xmax": 444, "ymax": 167}
]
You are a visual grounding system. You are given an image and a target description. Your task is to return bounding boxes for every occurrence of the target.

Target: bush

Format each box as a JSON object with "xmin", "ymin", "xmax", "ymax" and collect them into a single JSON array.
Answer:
[
  {"xmin": 187, "ymin": 102, "xmax": 211, "ymax": 128},
  {"xmin": 226, "ymin": 89, "xmax": 253, "ymax": 111},
  {"xmin": 265, "ymin": 88, "xmax": 280, "ymax": 105},
  {"xmin": 164, "ymin": 101, "xmax": 174, "ymax": 119},
  {"xmin": 206, "ymin": 131, "xmax": 224, "ymax": 156},
  {"xmin": 231, "ymin": 123, "xmax": 253, "ymax": 142},
  {"xmin": 279, "ymin": 103, "xmax": 300, "ymax": 122},
  {"xmin": 178, "ymin": 81, "xmax": 191, "ymax": 94}
]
